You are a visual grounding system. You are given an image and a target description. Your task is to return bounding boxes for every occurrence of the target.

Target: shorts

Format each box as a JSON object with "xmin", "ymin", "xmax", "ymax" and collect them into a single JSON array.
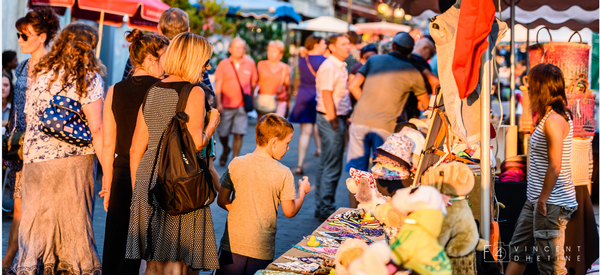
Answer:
[
  {"xmin": 345, "ymin": 123, "xmax": 391, "ymax": 172},
  {"xmin": 509, "ymin": 200, "xmax": 576, "ymax": 275},
  {"xmin": 218, "ymin": 107, "xmax": 248, "ymax": 137},
  {"xmin": 213, "ymin": 249, "xmax": 271, "ymax": 275}
]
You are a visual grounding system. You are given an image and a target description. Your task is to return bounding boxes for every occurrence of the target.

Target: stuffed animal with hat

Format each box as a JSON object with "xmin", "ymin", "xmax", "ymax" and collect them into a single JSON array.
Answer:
[
  {"xmin": 389, "ymin": 185, "xmax": 452, "ymax": 275},
  {"xmin": 420, "ymin": 162, "xmax": 480, "ymax": 274},
  {"xmin": 346, "ymin": 168, "xmax": 388, "ymax": 214}
]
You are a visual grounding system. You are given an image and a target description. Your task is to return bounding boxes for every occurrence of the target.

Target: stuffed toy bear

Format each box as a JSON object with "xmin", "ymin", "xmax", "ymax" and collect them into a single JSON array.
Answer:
[
  {"xmin": 334, "ymin": 239, "xmax": 369, "ymax": 275},
  {"xmin": 389, "ymin": 185, "xmax": 452, "ymax": 275},
  {"xmin": 347, "ymin": 168, "xmax": 388, "ymax": 213},
  {"xmin": 347, "ymin": 242, "xmax": 411, "ymax": 275},
  {"xmin": 374, "ymin": 202, "xmax": 404, "ymax": 243},
  {"xmin": 420, "ymin": 162, "xmax": 479, "ymax": 274}
]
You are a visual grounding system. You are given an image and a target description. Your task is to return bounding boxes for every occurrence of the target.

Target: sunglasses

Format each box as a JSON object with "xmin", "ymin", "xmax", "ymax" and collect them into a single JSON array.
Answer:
[{"xmin": 17, "ymin": 32, "xmax": 30, "ymax": 42}]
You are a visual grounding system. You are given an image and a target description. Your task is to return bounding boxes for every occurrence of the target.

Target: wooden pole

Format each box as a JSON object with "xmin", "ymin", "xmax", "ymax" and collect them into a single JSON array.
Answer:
[{"xmin": 95, "ymin": 10, "xmax": 105, "ymax": 59}]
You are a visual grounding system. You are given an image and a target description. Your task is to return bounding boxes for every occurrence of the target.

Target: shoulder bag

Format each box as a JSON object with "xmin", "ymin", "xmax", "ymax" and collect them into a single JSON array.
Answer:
[
  {"xmin": 255, "ymin": 65, "xmax": 286, "ymax": 114},
  {"xmin": 231, "ymin": 60, "xmax": 254, "ymax": 112},
  {"xmin": 39, "ymin": 79, "xmax": 92, "ymax": 147},
  {"xmin": 150, "ymin": 83, "xmax": 216, "ymax": 216},
  {"xmin": 305, "ymin": 56, "xmax": 317, "ymax": 76}
]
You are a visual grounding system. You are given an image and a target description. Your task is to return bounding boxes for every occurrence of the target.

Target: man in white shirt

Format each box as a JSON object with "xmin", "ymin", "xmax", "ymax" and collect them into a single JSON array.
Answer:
[{"xmin": 314, "ymin": 33, "xmax": 351, "ymax": 221}]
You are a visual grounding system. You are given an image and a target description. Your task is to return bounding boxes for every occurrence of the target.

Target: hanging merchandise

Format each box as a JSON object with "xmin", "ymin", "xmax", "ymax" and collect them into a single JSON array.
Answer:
[
  {"xmin": 571, "ymin": 137, "xmax": 594, "ymax": 187},
  {"xmin": 451, "ymin": 0, "xmax": 497, "ymax": 100},
  {"xmin": 529, "ymin": 28, "xmax": 592, "ymax": 86},
  {"xmin": 430, "ymin": 4, "xmax": 508, "ymax": 146},
  {"xmin": 566, "ymin": 74, "xmax": 596, "ymax": 137}
]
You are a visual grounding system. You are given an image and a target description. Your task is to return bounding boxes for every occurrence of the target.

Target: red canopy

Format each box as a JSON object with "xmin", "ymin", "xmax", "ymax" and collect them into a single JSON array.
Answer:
[{"xmin": 29, "ymin": 0, "xmax": 170, "ymax": 31}]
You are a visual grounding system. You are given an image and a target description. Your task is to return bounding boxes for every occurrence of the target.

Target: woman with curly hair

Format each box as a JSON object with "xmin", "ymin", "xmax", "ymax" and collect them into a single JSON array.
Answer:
[
  {"xmin": 2, "ymin": 7, "xmax": 60, "ymax": 274},
  {"xmin": 14, "ymin": 22, "xmax": 105, "ymax": 274}
]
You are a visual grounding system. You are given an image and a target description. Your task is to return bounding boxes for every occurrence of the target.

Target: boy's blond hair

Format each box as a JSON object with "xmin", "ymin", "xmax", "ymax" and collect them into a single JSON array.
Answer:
[
  {"xmin": 256, "ymin": 114, "xmax": 294, "ymax": 146},
  {"xmin": 163, "ymin": 32, "xmax": 213, "ymax": 84}
]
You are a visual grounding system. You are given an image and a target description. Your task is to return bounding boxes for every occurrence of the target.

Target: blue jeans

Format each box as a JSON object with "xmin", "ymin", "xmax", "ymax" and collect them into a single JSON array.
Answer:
[
  {"xmin": 345, "ymin": 123, "xmax": 391, "ymax": 172},
  {"xmin": 315, "ymin": 114, "xmax": 346, "ymax": 219}
]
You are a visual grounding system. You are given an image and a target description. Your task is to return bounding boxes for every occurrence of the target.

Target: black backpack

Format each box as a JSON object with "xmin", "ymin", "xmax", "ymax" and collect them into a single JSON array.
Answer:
[{"xmin": 148, "ymin": 82, "xmax": 216, "ymax": 216}]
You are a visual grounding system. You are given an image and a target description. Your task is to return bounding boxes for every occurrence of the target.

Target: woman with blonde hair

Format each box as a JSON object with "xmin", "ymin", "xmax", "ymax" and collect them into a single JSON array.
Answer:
[
  {"xmin": 14, "ymin": 22, "xmax": 104, "ymax": 274},
  {"xmin": 100, "ymin": 28, "xmax": 169, "ymax": 275},
  {"xmin": 255, "ymin": 40, "xmax": 290, "ymax": 120},
  {"xmin": 126, "ymin": 32, "xmax": 221, "ymax": 274}
]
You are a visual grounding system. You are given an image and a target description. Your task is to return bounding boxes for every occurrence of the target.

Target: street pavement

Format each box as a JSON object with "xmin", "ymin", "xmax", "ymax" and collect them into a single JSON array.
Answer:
[
  {"xmin": 2, "ymin": 117, "xmax": 353, "ymax": 272},
  {"xmin": 3, "ymin": 116, "xmax": 599, "ymax": 274}
]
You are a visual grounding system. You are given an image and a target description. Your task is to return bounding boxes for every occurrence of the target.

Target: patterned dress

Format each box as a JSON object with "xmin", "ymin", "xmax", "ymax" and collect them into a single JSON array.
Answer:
[
  {"xmin": 5, "ymin": 59, "xmax": 29, "ymax": 199},
  {"xmin": 126, "ymin": 81, "xmax": 219, "ymax": 270}
]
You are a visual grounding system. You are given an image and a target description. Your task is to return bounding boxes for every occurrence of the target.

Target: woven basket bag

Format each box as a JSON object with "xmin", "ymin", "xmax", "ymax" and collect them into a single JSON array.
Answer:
[
  {"xmin": 566, "ymin": 74, "xmax": 596, "ymax": 137},
  {"xmin": 529, "ymin": 28, "xmax": 591, "ymax": 86}
]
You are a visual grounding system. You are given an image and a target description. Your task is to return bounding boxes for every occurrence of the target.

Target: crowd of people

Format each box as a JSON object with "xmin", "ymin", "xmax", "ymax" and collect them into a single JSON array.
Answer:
[{"xmin": 1, "ymin": 3, "xmax": 580, "ymax": 275}]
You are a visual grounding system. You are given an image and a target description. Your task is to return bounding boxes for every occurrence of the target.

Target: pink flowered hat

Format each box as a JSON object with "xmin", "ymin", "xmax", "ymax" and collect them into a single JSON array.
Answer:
[{"xmin": 376, "ymin": 133, "xmax": 414, "ymax": 168}]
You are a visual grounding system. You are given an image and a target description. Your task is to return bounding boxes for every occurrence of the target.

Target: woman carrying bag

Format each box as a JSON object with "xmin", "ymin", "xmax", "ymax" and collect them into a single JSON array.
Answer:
[{"xmin": 256, "ymin": 40, "xmax": 290, "ymax": 120}]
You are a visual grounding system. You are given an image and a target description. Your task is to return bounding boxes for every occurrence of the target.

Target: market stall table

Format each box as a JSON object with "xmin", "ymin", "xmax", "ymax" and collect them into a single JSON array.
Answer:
[{"xmin": 266, "ymin": 208, "xmax": 386, "ymax": 272}]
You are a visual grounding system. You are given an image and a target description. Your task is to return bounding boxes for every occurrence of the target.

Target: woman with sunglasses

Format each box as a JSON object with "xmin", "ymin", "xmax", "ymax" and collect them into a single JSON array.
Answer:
[
  {"xmin": 2, "ymin": 7, "xmax": 60, "ymax": 274},
  {"xmin": 99, "ymin": 28, "xmax": 169, "ymax": 275}
]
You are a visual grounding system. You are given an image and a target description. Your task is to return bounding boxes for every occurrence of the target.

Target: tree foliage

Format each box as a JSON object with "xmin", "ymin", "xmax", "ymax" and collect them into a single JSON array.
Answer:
[{"xmin": 235, "ymin": 19, "xmax": 290, "ymax": 63}]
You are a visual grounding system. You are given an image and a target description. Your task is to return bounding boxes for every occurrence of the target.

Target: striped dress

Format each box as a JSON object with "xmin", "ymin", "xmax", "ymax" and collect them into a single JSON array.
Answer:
[{"xmin": 527, "ymin": 110, "xmax": 578, "ymax": 207}]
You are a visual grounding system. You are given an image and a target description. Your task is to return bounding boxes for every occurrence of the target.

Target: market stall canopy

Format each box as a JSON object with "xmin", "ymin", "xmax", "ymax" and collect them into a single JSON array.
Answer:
[
  {"xmin": 497, "ymin": 6, "xmax": 599, "ymax": 32},
  {"xmin": 395, "ymin": 0, "xmax": 599, "ymax": 32},
  {"xmin": 289, "ymin": 16, "xmax": 355, "ymax": 32},
  {"xmin": 216, "ymin": 0, "xmax": 302, "ymax": 23},
  {"xmin": 354, "ymin": 20, "xmax": 411, "ymax": 36},
  {"xmin": 500, "ymin": 24, "xmax": 595, "ymax": 43},
  {"xmin": 29, "ymin": 0, "xmax": 170, "ymax": 31}
]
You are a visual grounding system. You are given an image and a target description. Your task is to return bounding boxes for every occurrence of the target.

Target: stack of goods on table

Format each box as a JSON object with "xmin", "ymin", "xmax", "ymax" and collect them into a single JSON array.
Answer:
[
  {"xmin": 498, "ymin": 155, "xmax": 527, "ymax": 182},
  {"xmin": 264, "ymin": 208, "xmax": 385, "ymax": 274},
  {"xmin": 261, "ymin": 163, "xmax": 491, "ymax": 274}
]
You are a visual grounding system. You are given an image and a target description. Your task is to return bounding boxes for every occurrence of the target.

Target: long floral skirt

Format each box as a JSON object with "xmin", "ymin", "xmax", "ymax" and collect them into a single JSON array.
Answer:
[{"xmin": 14, "ymin": 154, "xmax": 102, "ymax": 275}]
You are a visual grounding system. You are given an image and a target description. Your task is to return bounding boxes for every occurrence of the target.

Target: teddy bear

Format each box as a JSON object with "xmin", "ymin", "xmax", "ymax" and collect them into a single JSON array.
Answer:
[
  {"xmin": 389, "ymin": 185, "xmax": 452, "ymax": 275},
  {"xmin": 347, "ymin": 242, "xmax": 410, "ymax": 275},
  {"xmin": 374, "ymin": 202, "xmax": 404, "ymax": 243},
  {"xmin": 420, "ymin": 162, "xmax": 480, "ymax": 274},
  {"xmin": 346, "ymin": 168, "xmax": 388, "ymax": 214},
  {"xmin": 334, "ymin": 239, "xmax": 369, "ymax": 275}
]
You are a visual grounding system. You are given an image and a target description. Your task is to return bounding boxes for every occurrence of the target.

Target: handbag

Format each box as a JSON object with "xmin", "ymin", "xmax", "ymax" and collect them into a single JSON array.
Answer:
[
  {"xmin": 566, "ymin": 74, "xmax": 595, "ymax": 137},
  {"xmin": 231, "ymin": 60, "xmax": 253, "ymax": 112},
  {"xmin": 529, "ymin": 28, "xmax": 591, "ymax": 85},
  {"xmin": 39, "ymin": 80, "xmax": 92, "ymax": 147},
  {"xmin": 149, "ymin": 83, "xmax": 216, "ymax": 216},
  {"xmin": 2, "ymin": 102, "xmax": 24, "ymax": 161},
  {"xmin": 254, "ymin": 66, "xmax": 286, "ymax": 114}
]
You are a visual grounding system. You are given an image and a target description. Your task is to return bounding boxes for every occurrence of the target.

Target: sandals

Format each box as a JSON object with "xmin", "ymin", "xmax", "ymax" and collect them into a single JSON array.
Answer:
[
  {"xmin": 294, "ymin": 166, "xmax": 304, "ymax": 175},
  {"xmin": 219, "ymin": 147, "xmax": 231, "ymax": 167}
]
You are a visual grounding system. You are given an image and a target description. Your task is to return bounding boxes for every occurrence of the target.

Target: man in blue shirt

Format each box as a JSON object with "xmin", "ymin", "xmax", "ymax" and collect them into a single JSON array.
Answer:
[{"xmin": 347, "ymin": 32, "xmax": 428, "ymax": 173}]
